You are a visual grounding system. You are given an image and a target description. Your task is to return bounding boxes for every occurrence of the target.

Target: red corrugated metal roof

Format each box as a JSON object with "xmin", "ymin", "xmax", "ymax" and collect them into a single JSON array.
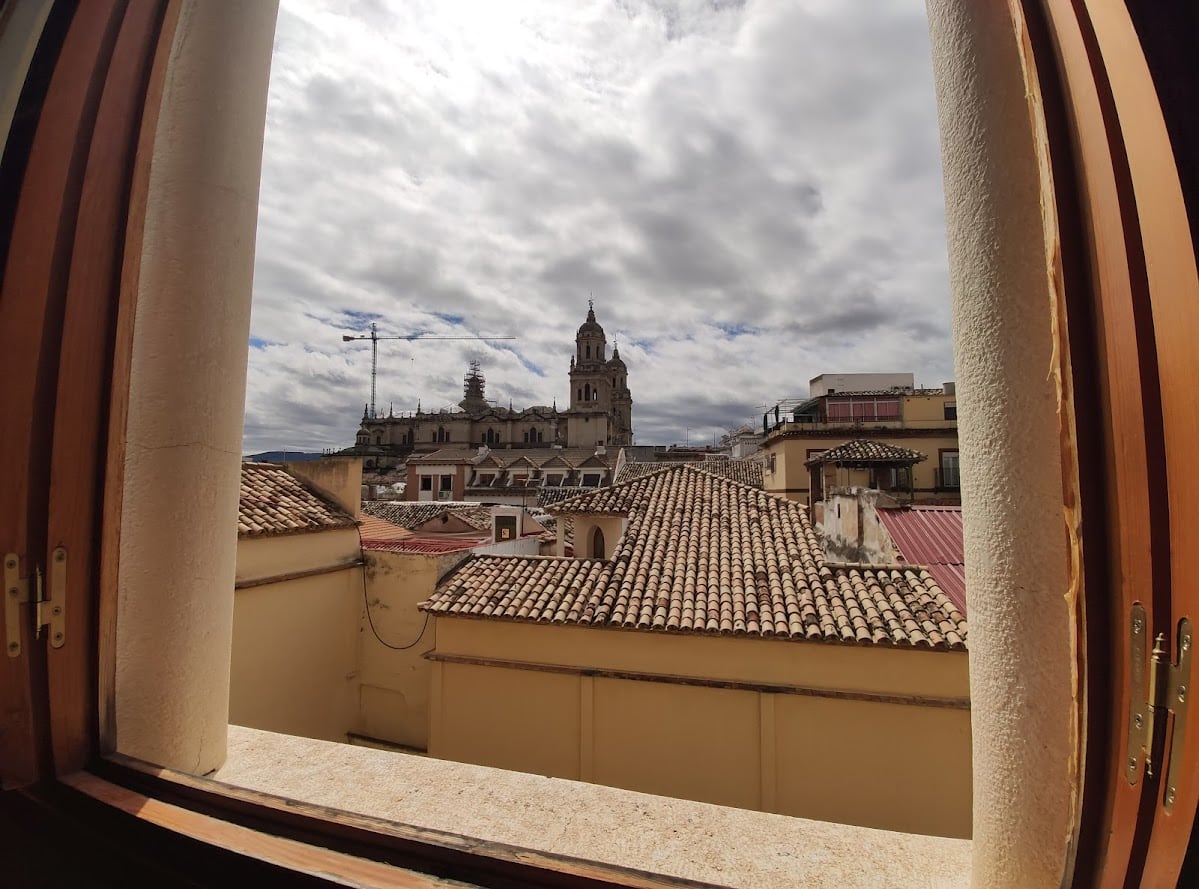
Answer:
[{"xmin": 878, "ymin": 506, "xmax": 966, "ymax": 614}]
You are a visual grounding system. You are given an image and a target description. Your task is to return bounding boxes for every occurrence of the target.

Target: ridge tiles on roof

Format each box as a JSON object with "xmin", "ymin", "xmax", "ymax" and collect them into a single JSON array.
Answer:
[{"xmin": 426, "ymin": 463, "xmax": 966, "ymax": 650}]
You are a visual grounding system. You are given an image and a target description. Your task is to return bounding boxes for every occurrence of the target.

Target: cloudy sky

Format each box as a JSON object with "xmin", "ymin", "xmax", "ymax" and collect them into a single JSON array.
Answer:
[{"xmin": 244, "ymin": 0, "xmax": 953, "ymax": 454}]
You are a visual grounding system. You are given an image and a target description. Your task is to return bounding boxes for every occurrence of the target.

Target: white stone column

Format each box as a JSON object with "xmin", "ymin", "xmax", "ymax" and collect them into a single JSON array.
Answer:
[
  {"xmin": 115, "ymin": 0, "xmax": 278, "ymax": 774},
  {"xmin": 925, "ymin": 1, "xmax": 1076, "ymax": 886}
]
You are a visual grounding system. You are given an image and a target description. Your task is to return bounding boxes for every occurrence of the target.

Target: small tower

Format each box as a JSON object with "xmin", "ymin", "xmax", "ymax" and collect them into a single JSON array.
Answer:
[
  {"xmin": 459, "ymin": 360, "xmax": 488, "ymax": 413},
  {"xmin": 607, "ymin": 343, "xmax": 633, "ymax": 446}
]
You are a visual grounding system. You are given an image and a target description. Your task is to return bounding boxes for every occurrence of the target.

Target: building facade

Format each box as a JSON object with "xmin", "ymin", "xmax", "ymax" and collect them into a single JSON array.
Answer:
[
  {"xmin": 347, "ymin": 305, "xmax": 633, "ymax": 469},
  {"xmin": 762, "ymin": 375, "xmax": 959, "ymax": 507}
]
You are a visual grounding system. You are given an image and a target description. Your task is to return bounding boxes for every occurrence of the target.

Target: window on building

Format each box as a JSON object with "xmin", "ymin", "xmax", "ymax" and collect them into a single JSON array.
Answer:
[
  {"xmin": 546, "ymin": 473, "xmax": 563, "ymax": 486},
  {"xmin": 420, "ymin": 476, "xmax": 433, "ymax": 491},
  {"xmin": 940, "ymin": 450, "xmax": 960, "ymax": 489},
  {"xmin": 436, "ymin": 426, "xmax": 447, "ymax": 442},
  {"xmin": 592, "ymin": 527, "xmax": 605, "ymax": 559},
  {"xmin": 440, "ymin": 474, "xmax": 453, "ymax": 492},
  {"xmin": 582, "ymin": 472, "xmax": 601, "ymax": 486},
  {"xmin": 945, "ymin": 402, "xmax": 957, "ymax": 421}
]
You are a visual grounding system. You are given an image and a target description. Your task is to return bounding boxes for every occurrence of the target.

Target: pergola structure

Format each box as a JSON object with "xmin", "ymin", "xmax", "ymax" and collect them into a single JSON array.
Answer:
[{"xmin": 806, "ymin": 438, "xmax": 927, "ymax": 501}]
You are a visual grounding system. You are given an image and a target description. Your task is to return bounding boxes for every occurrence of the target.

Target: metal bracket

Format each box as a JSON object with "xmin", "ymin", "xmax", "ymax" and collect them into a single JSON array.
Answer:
[
  {"xmin": 1162, "ymin": 618, "xmax": 1191, "ymax": 812},
  {"xmin": 1125, "ymin": 605, "xmax": 1191, "ymax": 812},
  {"xmin": 1126, "ymin": 604, "xmax": 1149, "ymax": 783},
  {"xmin": 3, "ymin": 548, "xmax": 66, "ymax": 658}
]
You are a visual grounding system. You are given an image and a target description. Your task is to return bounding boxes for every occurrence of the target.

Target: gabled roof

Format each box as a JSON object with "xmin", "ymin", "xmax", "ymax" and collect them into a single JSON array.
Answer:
[
  {"xmin": 357, "ymin": 515, "xmax": 415, "ymax": 543},
  {"xmin": 407, "ymin": 447, "xmax": 616, "ymax": 470},
  {"xmin": 806, "ymin": 439, "xmax": 926, "ymax": 466},
  {"xmin": 538, "ymin": 486, "xmax": 598, "ymax": 508},
  {"xmin": 361, "ymin": 501, "xmax": 492, "ymax": 531},
  {"xmin": 616, "ymin": 458, "xmax": 763, "ymax": 488},
  {"xmin": 425, "ymin": 464, "xmax": 966, "ymax": 650},
  {"xmin": 238, "ymin": 463, "xmax": 357, "ymax": 538},
  {"xmin": 878, "ymin": 506, "xmax": 967, "ymax": 614}
]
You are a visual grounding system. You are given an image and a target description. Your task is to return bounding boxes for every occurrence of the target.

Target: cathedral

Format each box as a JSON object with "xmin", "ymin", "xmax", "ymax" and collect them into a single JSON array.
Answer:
[{"xmin": 349, "ymin": 305, "xmax": 633, "ymax": 468}]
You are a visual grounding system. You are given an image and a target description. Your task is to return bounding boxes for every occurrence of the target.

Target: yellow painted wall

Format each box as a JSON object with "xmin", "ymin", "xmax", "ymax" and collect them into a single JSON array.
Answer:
[
  {"xmin": 591, "ymin": 678, "xmax": 761, "ymax": 810},
  {"xmin": 229, "ymin": 553, "xmax": 362, "ymax": 742},
  {"xmin": 435, "ymin": 661, "xmax": 581, "ymax": 778},
  {"xmin": 235, "ymin": 528, "xmax": 360, "ymax": 585},
  {"xmin": 427, "ymin": 619, "xmax": 971, "ymax": 837},
  {"xmin": 902, "ymin": 392, "xmax": 956, "ymax": 424},
  {"xmin": 356, "ymin": 550, "xmax": 469, "ymax": 749}
]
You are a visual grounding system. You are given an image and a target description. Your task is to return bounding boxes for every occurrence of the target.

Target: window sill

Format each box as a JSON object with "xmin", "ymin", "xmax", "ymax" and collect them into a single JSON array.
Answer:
[{"xmin": 213, "ymin": 725, "xmax": 971, "ymax": 889}]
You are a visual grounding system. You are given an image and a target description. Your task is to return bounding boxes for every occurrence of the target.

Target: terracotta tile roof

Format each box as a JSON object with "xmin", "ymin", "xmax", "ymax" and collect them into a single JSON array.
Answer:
[
  {"xmin": 238, "ymin": 463, "xmax": 357, "ymax": 538},
  {"xmin": 408, "ymin": 447, "xmax": 615, "ymax": 469},
  {"xmin": 805, "ymin": 439, "xmax": 926, "ymax": 466},
  {"xmin": 361, "ymin": 501, "xmax": 492, "ymax": 531},
  {"xmin": 424, "ymin": 465, "xmax": 966, "ymax": 650},
  {"xmin": 878, "ymin": 506, "xmax": 967, "ymax": 614},
  {"xmin": 538, "ymin": 486, "xmax": 601, "ymax": 508},
  {"xmin": 364, "ymin": 536, "xmax": 489, "ymax": 555},
  {"xmin": 616, "ymin": 459, "xmax": 761, "ymax": 488},
  {"xmin": 357, "ymin": 515, "xmax": 415, "ymax": 543}
]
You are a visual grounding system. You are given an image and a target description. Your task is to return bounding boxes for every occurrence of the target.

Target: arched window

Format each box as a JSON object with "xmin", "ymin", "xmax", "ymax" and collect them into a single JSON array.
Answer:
[
  {"xmin": 436, "ymin": 426, "xmax": 447, "ymax": 443},
  {"xmin": 591, "ymin": 527, "xmax": 605, "ymax": 559},
  {"xmin": 586, "ymin": 344, "xmax": 591, "ymax": 359},
  {"xmin": 577, "ymin": 388, "xmax": 582, "ymax": 401},
  {"xmin": 584, "ymin": 383, "xmax": 591, "ymax": 401},
  {"xmin": 374, "ymin": 435, "xmax": 381, "ymax": 445},
  {"xmin": 483, "ymin": 428, "xmax": 498, "ymax": 445}
]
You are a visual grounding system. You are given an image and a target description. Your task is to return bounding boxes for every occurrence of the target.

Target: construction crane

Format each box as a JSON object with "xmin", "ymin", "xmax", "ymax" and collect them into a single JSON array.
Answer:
[{"xmin": 341, "ymin": 322, "xmax": 515, "ymax": 419}]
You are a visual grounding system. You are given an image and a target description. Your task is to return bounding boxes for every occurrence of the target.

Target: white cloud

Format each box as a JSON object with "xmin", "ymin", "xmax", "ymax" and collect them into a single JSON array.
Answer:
[{"xmin": 245, "ymin": 0, "xmax": 953, "ymax": 453}]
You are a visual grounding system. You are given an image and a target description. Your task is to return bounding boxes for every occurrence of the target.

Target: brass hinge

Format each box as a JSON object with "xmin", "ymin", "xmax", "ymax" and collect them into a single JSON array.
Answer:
[
  {"xmin": 3, "ymin": 548, "xmax": 67, "ymax": 658},
  {"xmin": 1126, "ymin": 604, "xmax": 1191, "ymax": 812}
]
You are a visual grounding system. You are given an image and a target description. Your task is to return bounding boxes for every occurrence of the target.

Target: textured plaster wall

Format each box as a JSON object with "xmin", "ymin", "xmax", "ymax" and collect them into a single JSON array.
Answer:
[
  {"xmin": 925, "ymin": 0, "xmax": 1075, "ymax": 884},
  {"xmin": 114, "ymin": 0, "xmax": 278, "ymax": 774}
]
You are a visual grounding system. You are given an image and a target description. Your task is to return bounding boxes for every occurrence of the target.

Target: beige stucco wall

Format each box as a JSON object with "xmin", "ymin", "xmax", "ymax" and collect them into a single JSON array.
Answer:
[
  {"xmin": 428, "ymin": 618, "xmax": 971, "ymax": 837},
  {"xmin": 283, "ymin": 457, "xmax": 363, "ymax": 518},
  {"xmin": 355, "ymin": 549, "xmax": 468, "ymax": 749},
  {"xmin": 566, "ymin": 513, "xmax": 627, "ymax": 559},
  {"xmin": 229, "ymin": 558, "xmax": 362, "ymax": 742},
  {"xmin": 235, "ymin": 527, "xmax": 360, "ymax": 585}
]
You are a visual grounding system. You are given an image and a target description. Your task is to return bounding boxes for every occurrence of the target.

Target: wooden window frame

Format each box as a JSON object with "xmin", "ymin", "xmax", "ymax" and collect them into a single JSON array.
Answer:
[{"xmin": 1, "ymin": 0, "xmax": 1197, "ymax": 886}]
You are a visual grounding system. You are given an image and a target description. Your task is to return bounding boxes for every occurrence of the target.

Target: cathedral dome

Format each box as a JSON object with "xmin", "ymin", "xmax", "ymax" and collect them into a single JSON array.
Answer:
[
  {"xmin": 576, "ymin": 304, "xmax": 604, "ymax": 337},
  {"xmin": 606, "ymin": 346, "xmax": 626, "ymax": 369}
]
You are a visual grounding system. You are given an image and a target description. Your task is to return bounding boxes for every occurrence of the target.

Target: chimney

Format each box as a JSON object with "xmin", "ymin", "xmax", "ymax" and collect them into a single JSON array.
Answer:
[{"xmin": 943, "ymin": 381, "xmax": 956, "ymax": 396}]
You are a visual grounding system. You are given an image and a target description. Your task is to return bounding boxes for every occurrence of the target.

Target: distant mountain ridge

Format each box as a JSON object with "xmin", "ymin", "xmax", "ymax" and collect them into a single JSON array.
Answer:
[{"xmin": 245, "ymin": 450, "xmax": 324, "ymax": 463}]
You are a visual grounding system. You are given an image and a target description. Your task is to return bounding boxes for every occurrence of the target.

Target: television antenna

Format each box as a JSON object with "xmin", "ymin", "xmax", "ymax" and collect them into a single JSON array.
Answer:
[{"xmin": 342, "ymin": 322, "xmax": 515, "ymax": 419}]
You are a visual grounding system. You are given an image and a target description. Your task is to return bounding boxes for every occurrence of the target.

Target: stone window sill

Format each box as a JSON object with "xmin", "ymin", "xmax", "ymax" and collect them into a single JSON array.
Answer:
[{"xmin": 216, "ymin": 725, "xmax": 970, "ymax": 888}]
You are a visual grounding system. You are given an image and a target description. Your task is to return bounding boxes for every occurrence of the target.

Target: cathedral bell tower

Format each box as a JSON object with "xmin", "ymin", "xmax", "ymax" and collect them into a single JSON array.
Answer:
[{"xmin": 569, "ymin": 301, "xmax": 610, "ymax": 414}]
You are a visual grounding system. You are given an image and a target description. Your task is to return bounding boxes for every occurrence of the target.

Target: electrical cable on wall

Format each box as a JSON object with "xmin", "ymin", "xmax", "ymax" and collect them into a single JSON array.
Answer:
[{"xmin": 357, "ymin": 525, "xmax": 431, "ymax": 650}]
